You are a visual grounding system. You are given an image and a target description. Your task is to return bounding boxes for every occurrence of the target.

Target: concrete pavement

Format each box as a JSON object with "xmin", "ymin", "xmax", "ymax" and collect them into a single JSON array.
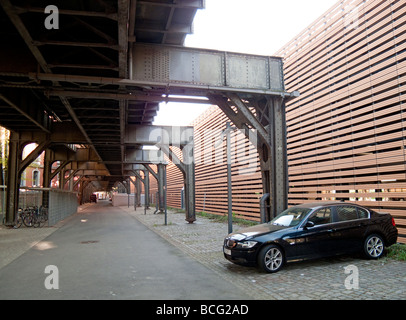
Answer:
[
  {"xmin": 1, "ymin": 200, "xmax": 405, "ymax": 300},
  {"xmin": 0, "ymin": 201, "xmax": 251, "ymax": 300}
]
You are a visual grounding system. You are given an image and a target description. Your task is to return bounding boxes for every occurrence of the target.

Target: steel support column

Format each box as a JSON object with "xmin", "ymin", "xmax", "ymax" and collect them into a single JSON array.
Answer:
[
  {"xmin": 42, "ymin": 149, "xmax": 52, "ymax": 208},
  {"xmin": 159, "ymin": 145, "xmax": 195, "ymax": 223},
  {"xmin": 182, "ymin": 144, "xmax": 195, "ymax": 223},
  {"xmin": 131, "ymin": 167, "xmax": 150, "ymax": 209},
  {"xmin": 143, "ymin": 167, "xmax": 150, "ymax": 209},
  {"xmin": 135, "ymin": 176, "xmax": 141, "ymax": 207},
  {"xmin": 157, "ymin": 164, "xmax": 166, "ymax": 213},
  {"xmin": 4, "ymin": 131, "xmax": 20, "ymax": 225},
  {"xmin": 208, "ymin": 93, "xmax": 288, "ymax": 221},
  {"xmin": 5, "ymin": 132, "xmax": 51, "ymax": 224},
  {"xmin": 264, "ymin": 97, "xmax": 288, "ymax": 219},
  {"xmin": 125, "ymin": 125, "xmax": 195, "ymax": 223},
  {"xmin": 144, "ymin": 163, "xmax": 166, "ymax": 213}
]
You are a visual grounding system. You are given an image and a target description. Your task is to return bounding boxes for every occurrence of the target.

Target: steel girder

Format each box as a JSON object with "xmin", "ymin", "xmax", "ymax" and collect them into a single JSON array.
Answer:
[
  {"xmin": 207, "ymin": 93, "xmax": 293, "ymax": 221},
  {"xmin": 1, "ymin": 16, "xmax": 298, "ymax": 225}
]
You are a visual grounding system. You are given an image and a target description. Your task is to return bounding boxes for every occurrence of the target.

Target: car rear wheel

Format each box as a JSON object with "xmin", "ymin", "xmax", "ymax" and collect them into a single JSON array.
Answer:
[
  {"xmin": 364, "ymin": 234, "xmax": 385, "ymax": 259},
  {"xmin": 258, "ymin": 244, "xmax": 284, "ymax": 273}
]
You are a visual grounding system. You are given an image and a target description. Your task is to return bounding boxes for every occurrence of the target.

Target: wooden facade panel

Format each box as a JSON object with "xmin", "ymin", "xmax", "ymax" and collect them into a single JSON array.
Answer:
[
  {"xmin": 281, "ymin": 0, "xmax": 406, "ymax": 243},
  {"xmin": 288, "ymin": 112, "xmax": 403, "ymax": 149},
  {"xmin": 284, "ymin": 0, "xmax": 403, "ymax": 77},
  {"xmin": 155, "ymin": 0, "xmax": 406, "ymax": 243}
]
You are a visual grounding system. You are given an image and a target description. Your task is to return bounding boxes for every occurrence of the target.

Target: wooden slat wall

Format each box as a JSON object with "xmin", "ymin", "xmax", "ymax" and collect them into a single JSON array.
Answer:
[
  {"xmin": 193, "ymin": 107, "xmax": 263, "ymax": 221},
  {"xmin": 151, "ymin": 0, "xmax": 406, "ymax": 243},
  {"xmin": 276, "ymin": 0, "xmax": 406, "ymax": 243}
]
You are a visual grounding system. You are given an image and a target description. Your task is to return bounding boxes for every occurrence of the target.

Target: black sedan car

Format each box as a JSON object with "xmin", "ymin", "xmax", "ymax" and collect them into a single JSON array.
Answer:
[{"xmin": 223, "ymin": 201, "xmax": 398, "ymax": 273}]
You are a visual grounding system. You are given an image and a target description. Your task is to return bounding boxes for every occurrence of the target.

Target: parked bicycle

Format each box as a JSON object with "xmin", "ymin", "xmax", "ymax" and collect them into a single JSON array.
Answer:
[
  {"xmin": 14, "ymin": 208, "xmax": 24, "ymax": 228},
  {"xmin": 37, "ymin": 206, "xmax": 48, "ymax": 227},
  {"xmin": 14, "ymin": 205, "xmax": 48, "ymax": 228}
]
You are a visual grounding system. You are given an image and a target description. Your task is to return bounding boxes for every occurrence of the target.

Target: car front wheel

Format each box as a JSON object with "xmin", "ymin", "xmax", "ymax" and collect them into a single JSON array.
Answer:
[
  {"xmin": 258, "ymin": 244, "xmax": 284, "ymax": 273},
  {"xmin": 364, "ymin": 234, "xmax": 385, "ymax": 259}
]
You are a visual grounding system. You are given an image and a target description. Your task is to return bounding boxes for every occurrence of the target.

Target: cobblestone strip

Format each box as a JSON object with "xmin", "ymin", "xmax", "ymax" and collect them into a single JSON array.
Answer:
[{"xmin": 124, "ymin": 207, "xmax": 406, "ymax": 300}]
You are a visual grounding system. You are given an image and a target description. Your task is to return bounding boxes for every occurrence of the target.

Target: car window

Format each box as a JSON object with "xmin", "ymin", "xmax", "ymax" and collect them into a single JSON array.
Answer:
[
  {"xmin": 307, "ymin": 207, "xmax": 332, "ymax": 226},
  {"xmin": 336, "ymin": 206, "xmax": 358, "ymax": 221},
  {"xmin": 357, "ymin": 207, "xmax": 369, "ymax": 219},
  {"xmin": 270, "ymin": 207, "xmax": 311, "ymax": 227}
]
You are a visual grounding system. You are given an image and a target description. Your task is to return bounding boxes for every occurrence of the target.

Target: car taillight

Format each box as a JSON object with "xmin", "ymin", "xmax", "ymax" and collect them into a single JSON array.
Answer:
[{"xmin": 391, "ymin": 217, "xmax": 396, "ymax": 227}]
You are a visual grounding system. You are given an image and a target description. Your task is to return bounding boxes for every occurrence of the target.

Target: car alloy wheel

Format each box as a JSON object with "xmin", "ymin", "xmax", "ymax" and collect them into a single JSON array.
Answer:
[
  {"xmin": 364, "ymin": 234, "xmax": 384, "ymax": 259},
  {"xmin": 258, "ymin": 244, "xmax": 284, "ymax": 273}
]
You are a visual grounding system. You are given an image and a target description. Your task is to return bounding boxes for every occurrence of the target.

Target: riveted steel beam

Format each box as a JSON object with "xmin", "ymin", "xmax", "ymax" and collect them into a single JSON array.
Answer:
[{"xmin": 208, "ymin": 93, "xmax": 289, "ymax": 221}]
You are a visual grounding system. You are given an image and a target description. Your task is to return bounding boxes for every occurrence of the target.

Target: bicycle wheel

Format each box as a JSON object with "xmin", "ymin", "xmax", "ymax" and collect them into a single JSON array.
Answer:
[
  {"xmin": 15, "ymin": 209, "xmax": 23, "ymax": 228},
  {"xmin": 40, "ymin": 206, "xmax": 48, "ymax": 223},
  {"xmin": 22, "ymin": 209, "xmax": 34, "ymax": 227},
  {"xmin": 33, "ymin": 213, "xmax": 40, "ymax": 228},
  {"xmin": 33, "ymin": 209, "xmax": 45, "ymax": 228}
]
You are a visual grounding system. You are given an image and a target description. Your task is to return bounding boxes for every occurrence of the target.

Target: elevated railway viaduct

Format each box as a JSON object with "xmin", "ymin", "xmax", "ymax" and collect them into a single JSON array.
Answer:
[{"xmin": 0, "ymin": 0, "xmax": 297, "ymax": 226}]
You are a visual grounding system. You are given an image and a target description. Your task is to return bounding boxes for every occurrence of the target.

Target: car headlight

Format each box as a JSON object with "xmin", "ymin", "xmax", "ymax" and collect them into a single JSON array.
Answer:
[{"xmin": 235, "ymin": 241, "xmax": 258, "ymax": 249}]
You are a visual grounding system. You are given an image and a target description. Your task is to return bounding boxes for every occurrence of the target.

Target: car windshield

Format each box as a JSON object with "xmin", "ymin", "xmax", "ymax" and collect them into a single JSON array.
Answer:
[{"xmin": 270, "ymin": 207, "xmax": 312, "ymax": 227}]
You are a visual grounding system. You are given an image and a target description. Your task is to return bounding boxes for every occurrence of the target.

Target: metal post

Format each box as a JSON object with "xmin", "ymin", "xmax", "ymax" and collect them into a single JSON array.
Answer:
[
  {"xmin": 136, "ymin": 176, "xmax": 141, "ymax": 207},
  {"xmin": 226, "ymin": 122, "xmax": 233, "ymax": 234},
  {"xmin": 129, "ymin": 177, "xmax": 137, "ymax": 211},
  {"xmin": 157, "ymin": 163, "xmax": 165, "ymax": 213},
  {"xmin": 154, "ymin": 191, "xmax": 159, "ymax": 214},
  {"xmin": 164, "ymin": 164, "xmax": 167, "ymax": 226},
  {"xmin": 182, "ymin": 144, "xmax": 196, "ymax": 223},
  {"xmin": 181, "ymin": 187, "xmax": 184, "ymax": 210},
  {"xmin": 5, "ymin": 132, "xmax": 19, "ymax": 225},
  {"xmin": 144, "ymin": 168, "xmax": 149, "ymax": 209},
  {"xmin": 260, "ymin": 193, "xmax": 270, "ymax": 224},
  {"xmin": 42, "ymin": 149, "xmax": 51, "ymax": 208}
]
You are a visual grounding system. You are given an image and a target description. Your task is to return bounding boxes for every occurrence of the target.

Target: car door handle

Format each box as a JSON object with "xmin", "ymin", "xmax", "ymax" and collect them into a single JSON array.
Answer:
[{"xmin": 327, "ymin": 228, "xmax": 335, "ymax": 233}]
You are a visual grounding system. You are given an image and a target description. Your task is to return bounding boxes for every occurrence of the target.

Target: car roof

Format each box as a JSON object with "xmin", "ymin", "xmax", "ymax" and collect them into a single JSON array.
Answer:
[{"xmin": 293, "ymin": 201, "xmax": 354, "ymax": 209}]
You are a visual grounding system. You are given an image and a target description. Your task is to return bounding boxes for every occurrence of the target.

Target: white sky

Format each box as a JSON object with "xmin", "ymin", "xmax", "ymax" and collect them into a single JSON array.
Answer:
[{"xmin": 153, "ymin": 0, "xmax": 339, "ymax": 126}]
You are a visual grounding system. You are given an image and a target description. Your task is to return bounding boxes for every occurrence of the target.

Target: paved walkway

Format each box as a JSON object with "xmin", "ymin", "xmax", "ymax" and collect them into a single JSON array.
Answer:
[
  {"xmin": 1, "ymin": 202, "xmax": 405, "ymax": 300},
  {"xmin": 0, "ymin": 202, "xmax": 250, "ymax": 300}
]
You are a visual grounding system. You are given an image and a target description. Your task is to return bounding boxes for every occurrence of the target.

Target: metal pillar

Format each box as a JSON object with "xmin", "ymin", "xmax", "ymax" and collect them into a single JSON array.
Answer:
[
  {"xmin": 131, "ymin": 168, "xmax": 149, "ymax": 210},
  {"xmin": 161, "ymin": 145, "xmax": 195, "ymax": 223},
  {"xmin": 182, "ymin": 145, "xmax": 195, "ymax": 223},
  {"xmin": 225, "ymin": 122, "xmax": 234, "ymax": 234},
  {"xmin": 143, "ymin": 167, "xmax": 150, "ymax": 209},
  {"xmin": 42, "ymin": 149, "xmax": 52, "ymax": 208},
  {"xmin": 135, "ymin": 176, "xmax": 141, "ymax": 207},
  {"xmin": 128, "ymin": 177, "xmax": 137, "ymax": 211},
  {"xmin": 260, "ymin": 97, "xmax": 288, "ymax": 220},
  {"xmin": 208, "ymin": 94, "xmax": 289, "ymax": 221},
  {"xmin": 5, "ymin": 132, "xmax": 51, "ymax": 225},
  {"xmin": 144, "ymin": 163, "xmax": 166, "ymax": 213},
  {"xmin": 5, "ymin": 132, "xmax": 20, "ymax": 225},
  {"xmin": 157, "ymin": 163, "xmax": 165, "ymax": 213}
]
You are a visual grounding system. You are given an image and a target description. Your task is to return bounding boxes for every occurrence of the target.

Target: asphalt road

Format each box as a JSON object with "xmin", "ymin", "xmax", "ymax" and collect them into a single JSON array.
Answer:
[{"xmin": 0, "ymin": 202, "xmax": 251, "ymax": 300}]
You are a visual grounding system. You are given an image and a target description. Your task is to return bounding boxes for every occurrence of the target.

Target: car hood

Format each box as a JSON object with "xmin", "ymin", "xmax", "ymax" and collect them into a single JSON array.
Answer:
[{"xmin": 228, "ymin": 223, "xmax": 287, "ymax": 240}]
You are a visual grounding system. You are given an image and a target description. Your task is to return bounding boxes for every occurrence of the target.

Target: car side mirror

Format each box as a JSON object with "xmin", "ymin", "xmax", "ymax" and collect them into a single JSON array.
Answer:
[{"xmin": 304, "ymin": 221, "xmax": 315, "ymax": 229}]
